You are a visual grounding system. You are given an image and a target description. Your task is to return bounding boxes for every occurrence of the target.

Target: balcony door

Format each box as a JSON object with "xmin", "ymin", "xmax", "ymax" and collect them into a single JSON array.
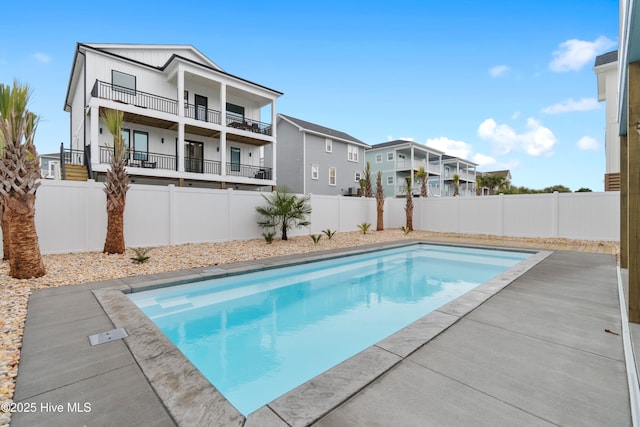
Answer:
[
  {"xmin": 185, "ymin": 141, "xmax": 203, "ymax": 173},
  {"xmin": 230, "ymin": 147, "xmax": 241, "ymax": 173},
  {"xmin": 195, "ymin": 94, "xmax": 208, "ymax": 122}
]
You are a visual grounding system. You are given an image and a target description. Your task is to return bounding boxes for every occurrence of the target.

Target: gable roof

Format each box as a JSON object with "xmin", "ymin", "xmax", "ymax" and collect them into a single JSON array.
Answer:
[
  {"xmin": 65, "ymin": 43, "xmax": 282, "ymax": 111},
  {"xmin": 368, "ymin": 139, "xmax": 443, "ymax": 153},
  {"xmin": 278, "ymin": 114, "xmax": 369, "ymax": 147}
]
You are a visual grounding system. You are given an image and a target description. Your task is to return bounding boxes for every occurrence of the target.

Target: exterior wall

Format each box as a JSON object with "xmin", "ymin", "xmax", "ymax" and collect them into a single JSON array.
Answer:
[
  {"xmin": 271, "ymin": 119, "xmax": 304, "ymax": 192},
  {"xmin": 304, "ymin": 133, "xmax": 365, "ymax": 196},
  {"xmin": 366, "ymin": 149, "xmax": 398, "ymax": 198},
  {"xmin": 5, "ymin": 182, "xmax": 618, "ymax": 257},
  {"xmin": 602, "ymin": 64, "xmax": 620, "ymax": 173},
  {"xmin": 98, "ymin": 46, "xmax": 210, "ymax": 68},
  {"xmin": 70, "ymin": 65, "xmax": 86, "ymax": 152}
]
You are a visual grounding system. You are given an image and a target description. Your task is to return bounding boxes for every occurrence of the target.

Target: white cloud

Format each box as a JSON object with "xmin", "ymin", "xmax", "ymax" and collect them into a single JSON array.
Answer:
[
  {"xmin": 478, "ymin": 118, "xmax": 556, "ymax": 156},
  {"xmin": 32, "ymin": 52, "xmax": 51, "ymax": 64},
  {"xmin": 472, "ymin": 153, "xmax": 496, "ymax": 167},
  {"xmin": 425, "ymin": 137, "xmax": 472, "ymax": 159},
  {"xmin": 577, "ymin": 136, "xmax": 599, "ymax": 150},
  {"xmin": 489, "ymin": 65, "xmax": 510, "ymax": 78},
  {"xmin": 549, "ymin": 36, "xmax": 616, "ymax": 72},
  {"xmin": 541, "ymin": 97, "xmax": 600, "ymax": 114}
]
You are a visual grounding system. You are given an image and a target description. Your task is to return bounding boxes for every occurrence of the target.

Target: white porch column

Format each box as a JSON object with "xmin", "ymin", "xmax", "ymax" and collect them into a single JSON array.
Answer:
[
  {"xmin": 271, "ymin": 98, "xmax": 277, "ymax": 182},
  {"xmin": 90, "ymin": 106, "xmax": 99, "ymax": 166},
  {"xmin": 220, "ymin": 83, "xmax": 227, "ymax": 176},
  {"xmin": 177, "ymin": 66, "xmax": 185, "ymax": 118},
  {"xmin": 220, "ymin": 131, "xmax": 227, "ymax": 176},
  {"xmin": 177, "ymin": 122, "xmax": 185, "ymax": 172}
]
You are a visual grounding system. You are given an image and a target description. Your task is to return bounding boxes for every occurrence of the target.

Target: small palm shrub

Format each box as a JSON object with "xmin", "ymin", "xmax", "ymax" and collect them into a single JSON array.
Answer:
[
  {"xmin": 400, "ymin": 226, "xmax": 411, "ymax": 236},
  {"xmin": 322, "ymin": 229, "xmax": 336, "ymax": 239},
  {"xmin": 262, "ymin": 231, "xmax": 276, "ymax": 244},
  {"xmin": 310, "ymin": 234, "xmax": 322, "ymax": 246},
  {"xmin": 256, "ymin": 187, "xmax": 312, "ymax": 241},
  {"xmin": 357, "ymin": 223, "xmax": 371, "ymax": 235},
  {"xmin": 130, "ymin": 247, "xmax": 151, "ymax": 264}
]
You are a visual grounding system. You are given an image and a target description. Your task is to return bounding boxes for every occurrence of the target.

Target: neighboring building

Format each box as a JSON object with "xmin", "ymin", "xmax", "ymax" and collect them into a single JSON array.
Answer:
[
  {"xmin": 477, "ymin": 170, "xmax": 512, "ymax": 195},
  {"xmin": 441, "ymin": 154, "xmax": 477, "ymax": 197},
  {"xmin": 39, "ymin": 152, "xmax": 61, "ymax": 180},
  {"xmin": 64, "ymin": 43, "xmax": 282, "ymax": 190},
  {"xmin": 266, "ymin": 114, "xmax": 369, "ymax": 195},
  {"xmin": 593, "ymin": 50, "xmax": 620, "ymax": 191},
  {"xmin": 365, "ymin": 140, "xmax": 445, "ymax": 197}
]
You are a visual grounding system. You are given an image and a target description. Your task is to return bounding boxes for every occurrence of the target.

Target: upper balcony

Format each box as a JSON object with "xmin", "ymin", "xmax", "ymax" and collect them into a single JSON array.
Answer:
[
  {"xmin": 91, "ymin": 80, "xmax": 273, "ymax": 138},
  {"xmin": 395, "ymin": 159, "xmax": 440, "ymax": 174}
]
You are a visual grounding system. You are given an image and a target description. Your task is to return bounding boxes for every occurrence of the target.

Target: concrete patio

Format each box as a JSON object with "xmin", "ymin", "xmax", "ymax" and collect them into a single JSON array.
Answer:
[{"xmin": 9, "ymin": 242, "xmax": 634, "ymax": 427}]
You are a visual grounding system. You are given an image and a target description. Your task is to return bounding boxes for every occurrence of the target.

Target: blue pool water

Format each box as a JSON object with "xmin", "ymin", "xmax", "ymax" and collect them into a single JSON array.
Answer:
[{"xmin": 128, "ymin": 244, "xmax": 530, "ymax": 416}]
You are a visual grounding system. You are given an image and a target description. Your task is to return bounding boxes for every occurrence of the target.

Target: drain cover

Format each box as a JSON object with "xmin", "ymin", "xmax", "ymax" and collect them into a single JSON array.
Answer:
[{"xmin": 88, "ymin": 328, "xmax": 129, "ymax": 346}]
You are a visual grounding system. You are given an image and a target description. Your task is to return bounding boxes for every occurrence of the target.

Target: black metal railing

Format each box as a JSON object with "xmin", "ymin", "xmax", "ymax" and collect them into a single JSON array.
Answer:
[
  {"xmin": 62, "ymin": 148, "xmax": 85, "ymax": 165},
  {"xmin": 99, "ymin": 146, "xmax": 176, "ymax": 171},
  {"xmin": 184, "ymin": 104, "xmax": 221, "ymax": 124},
  {"xmin": 226, "ymin": 163, "xmax": 272, "ymax": 180},
  {"xmin": 92, "ymin": 80, "xmax": 178, "ymax": 115},
  {"xmin": 185, "ymin": 158, "xmax": 221, "ymax": 175},
  {"xmin": 225, "ymin": 115, "xmax": 272, "ymax": 136}
]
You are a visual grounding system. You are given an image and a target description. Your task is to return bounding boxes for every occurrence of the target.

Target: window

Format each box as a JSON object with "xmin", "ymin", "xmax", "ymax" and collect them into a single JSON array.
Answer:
[
  {"xmin": 311, "ymin": 164, "xmax": 319, "ymax": 180},
  {"xmin": 133, "ymin": 131, "xmax": 148, "ymax": 161},
  {"xmin": 226, "ymin": 103, "xmax": 245, "ymax": 124},
  {"xmin": 325, "ymin": 138, "xmax": 333, "ymax": 153},
  {"xmin": 387, "ymin": 176, "xmax": 394, "ymax": 185},
  {"xmin": 375, "ymin": 154, "xmax": 383, "ymax": 163},
  {"xmin": 111, "ymin": 70, "xmax": 136, "ymax": 95},
  {"xmin": 354, "ymin": 171, "xmax": 362, "ymax": 182},
  {"xmin": 387, "ymin": 152, "xmax": 394, "ymax": 161},
  {"xmin": 184, "ymin": 90, "xmax": 189, "ymax": 108},
  {"xmin": 121, "ymin": 129, "xmax": 131, "ymax": 151},
  {"xmin": 347, "ymin": 145, "xmax": 358, "ymax": 162},
  {"xmin": 329, "ymin": 167, "xmax": 336, "ymax": 186}
]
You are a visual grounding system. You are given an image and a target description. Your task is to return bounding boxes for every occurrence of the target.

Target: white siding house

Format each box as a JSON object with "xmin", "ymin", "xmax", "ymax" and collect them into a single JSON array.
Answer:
[{"xmin": 64, "ymin": 43, "xmax": 282, "ymax": 190}]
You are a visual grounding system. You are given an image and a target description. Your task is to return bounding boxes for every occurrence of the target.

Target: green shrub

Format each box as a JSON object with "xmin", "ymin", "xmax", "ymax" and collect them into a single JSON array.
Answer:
[
  {"xmin": 322, "ymin": 229, "xmax": 336, "ymax": 239},
  {"xmin": 357, "ymin": 223, "xmax": 371, "ymax": 234},
  {"xmin": 130, "ymin": 247, "xmax": 151, "ymax": 264},
  {"xmin": 310, "ymin": 234, "xmax": 322, "ymax": 246}
]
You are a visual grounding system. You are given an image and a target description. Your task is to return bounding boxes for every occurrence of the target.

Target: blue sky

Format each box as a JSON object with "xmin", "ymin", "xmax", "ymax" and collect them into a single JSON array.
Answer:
[{"xmin": 0, "ymin": 0, "xmax": 618, "ymax": 191}]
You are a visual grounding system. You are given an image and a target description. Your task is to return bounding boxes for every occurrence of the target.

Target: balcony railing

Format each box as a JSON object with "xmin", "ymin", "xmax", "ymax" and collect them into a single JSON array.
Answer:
[
  {"xmin": 99, "ymin": 146, "xmax": 271, "ymax": 180},
  {"xmin": 226, "ymin": 162, "xmax": 272, "ymax": 180},
  {"xmin": 184, "ymin": 104, "xmax": 221, "ymax": 125},
  {"xmin": 100, "ymin": 146, "xmax": 177, "ymax": 171},
  {"xmin": 185, "ymin": 157, "xmax": 221, "ymax": 175},
  {"xmin": 92, "ymin": 80, "xmax": 274, "ymax": 137},
  {"xmin": 92, "ymin": 81, "xmax": 178, "ymax": 115},
  {"xmin": 226, "ymin": 115, "xmax": 272, "ymax": 136}
]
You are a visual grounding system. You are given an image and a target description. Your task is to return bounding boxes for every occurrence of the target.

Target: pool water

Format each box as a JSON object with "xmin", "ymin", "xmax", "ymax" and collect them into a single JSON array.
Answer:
[{"xmin": 129, "ymin": 244, "xmax": 530, "ymax": 416}]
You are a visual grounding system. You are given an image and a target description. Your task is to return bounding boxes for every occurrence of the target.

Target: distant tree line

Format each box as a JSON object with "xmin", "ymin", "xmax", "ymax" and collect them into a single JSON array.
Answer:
[{"xmin": 477, "ymin": 175, "xmax": 592, "ymax": 195}]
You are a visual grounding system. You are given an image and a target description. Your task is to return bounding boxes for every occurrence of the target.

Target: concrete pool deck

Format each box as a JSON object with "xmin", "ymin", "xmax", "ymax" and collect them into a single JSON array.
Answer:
[{"xmin": 9, "ymin": 240, "xmax": 635, "ymax": 426}]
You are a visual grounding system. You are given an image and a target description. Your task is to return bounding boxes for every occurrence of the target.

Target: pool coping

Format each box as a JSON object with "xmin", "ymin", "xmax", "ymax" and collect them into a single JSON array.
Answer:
[{"xmin": 92, "ymin": 240, "xmax": 553, "ymax": 426}]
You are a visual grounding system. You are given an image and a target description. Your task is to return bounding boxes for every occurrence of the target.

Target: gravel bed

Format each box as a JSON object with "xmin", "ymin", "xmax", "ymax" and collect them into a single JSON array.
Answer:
[{"xmin": 0, "ymin": 229, "xmax": 618, "ymax": 426}]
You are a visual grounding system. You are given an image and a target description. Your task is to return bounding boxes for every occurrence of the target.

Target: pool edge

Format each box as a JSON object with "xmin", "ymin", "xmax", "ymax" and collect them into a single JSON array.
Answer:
[{"xmin": 92, "ymin": 241, "xmax": 552, "ymax": 427}]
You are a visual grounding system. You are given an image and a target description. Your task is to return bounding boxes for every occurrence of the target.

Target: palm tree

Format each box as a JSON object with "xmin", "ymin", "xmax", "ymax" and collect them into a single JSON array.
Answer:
[
  {"xmin": 256, "ymin": 186, "xmax": 311, "ymax": 241},
  {"xmin": 363, "ymin": 161, "xmax": 374, "ymax": 197},
  {"xmin": 404, "ymin": 176, "xmax": 413, "ymax": 231},
  {"xmin": 375, "ymin": 171, "xmax": 384, "ymax": 231},
  {"xmin": 453, "ymin": 174, "xmax": 460, "ymax": 196},
  {"xmin": 476, "ymin": 175, "xmax": 485, "ymax": 196},
  {"xmin": 101, "ymin": 109, "xmax": 129, "ymax": 254},
  {"xmin": 415, "ymin": 166, "xmax": 428, "ymax": 197},
  {"xmin": 0, "ymin": 131, "xmax": 9, "ymax": 260},
  {"xmin": 0, "ymin": 81, "xmax": 45, "ymax": 278}
]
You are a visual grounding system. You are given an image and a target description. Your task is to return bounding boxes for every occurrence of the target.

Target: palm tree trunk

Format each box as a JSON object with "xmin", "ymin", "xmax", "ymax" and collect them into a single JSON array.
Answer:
[
  {"xmin": 1, "ymin": 203, "xmax": 10, "ymax": 260},
  {"xmin": 103, "ymin": 198, "xmax": 125, "ymax": 254},
  {"xmin": 5, "ymin": 195, "xmax": 45, "ymax": 279},
  {"xmin": 376, "ymin": 199, "xmax": 384, "ymax": 231},
  {"xmin": 281, "ymin": 221, "xmax": 288, "ymax": 241}
]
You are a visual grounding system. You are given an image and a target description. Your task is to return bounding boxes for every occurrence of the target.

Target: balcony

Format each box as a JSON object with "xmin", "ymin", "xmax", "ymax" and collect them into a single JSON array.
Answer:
[
  {"xmin": 99, "ymin": 146, "xmax": 272, "ymax": 180},
  {"xmin": 92, "ymin": 80, "xmax": 272, "ymax": 136},
  {"xmin": 395, "ymin": 159, "xmax": 440, "ymax": 174},
  {"xmin": 92, "ymin": 80, "xmax": 178, "ymax": 116}
]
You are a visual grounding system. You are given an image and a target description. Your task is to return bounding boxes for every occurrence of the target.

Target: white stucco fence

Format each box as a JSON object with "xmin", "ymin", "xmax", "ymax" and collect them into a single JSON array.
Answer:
[{"xmin": 0, "ymin": 180, "xmax": 620, "ymax": 256}]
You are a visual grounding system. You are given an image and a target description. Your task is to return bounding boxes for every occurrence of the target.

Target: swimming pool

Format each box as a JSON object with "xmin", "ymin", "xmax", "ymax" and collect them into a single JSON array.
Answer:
[{"xmin": 128, "ymin": 243, "xmax": 531, "ymax": 416}]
